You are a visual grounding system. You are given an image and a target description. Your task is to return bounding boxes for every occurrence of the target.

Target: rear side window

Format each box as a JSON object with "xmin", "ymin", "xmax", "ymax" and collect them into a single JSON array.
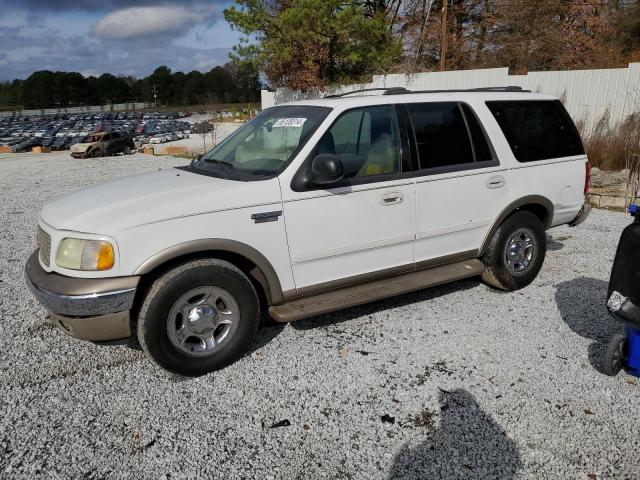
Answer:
[
  {"xmin": 407, "ymin": 102, "xmax": 495, "ymax": 171},
  {"xmin": 408, "ymin": 102, "xmax": 473, "ymax": 169},
  {"xmin": 486, "ymin": 100, "xmax": 584, "ymax": 162}
]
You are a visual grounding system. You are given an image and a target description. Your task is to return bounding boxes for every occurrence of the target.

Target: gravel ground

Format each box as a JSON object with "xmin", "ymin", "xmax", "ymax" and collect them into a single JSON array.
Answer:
[{"xmin": 1, "ymin": 151, "xmax": 639, "ymax": 479}]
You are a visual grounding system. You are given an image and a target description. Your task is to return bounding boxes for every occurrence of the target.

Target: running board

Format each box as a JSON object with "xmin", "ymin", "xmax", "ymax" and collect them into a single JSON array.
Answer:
[{"xmin": 269, "ymin": 259, "xmax": 484, "ymax": 322}]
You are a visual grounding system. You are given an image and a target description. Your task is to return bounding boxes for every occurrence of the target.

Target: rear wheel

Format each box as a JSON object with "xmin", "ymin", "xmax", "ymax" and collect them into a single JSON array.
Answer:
[
  {"xmin": 137, "ymin": 259, "xmax": 260, "ymax": 375},
  {"xmin": 481, "ymin": 211, "xmax": 546, "ymax": 291}
]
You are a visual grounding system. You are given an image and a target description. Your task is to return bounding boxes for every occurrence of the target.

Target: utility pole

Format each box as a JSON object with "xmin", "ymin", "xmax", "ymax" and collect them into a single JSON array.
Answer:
[
  {"xmin": 152, "ymin": 81, "xmax": 158, "ymax": 108},
  {"xmin": 439, "ymin": 0, "xmax": 448, "ymax": 72}
]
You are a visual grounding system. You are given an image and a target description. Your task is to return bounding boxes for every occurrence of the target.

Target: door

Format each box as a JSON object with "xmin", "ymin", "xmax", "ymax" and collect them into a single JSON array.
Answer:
[
  {"xmin": 407, "ymin": 102, "xmax": 510, "ymax": 264},
  {"xmin": 100, "ymin": 133, "xmax": 112, "ymax": 153},
  {"xmin": 282, "ymin": 105, "xmax": 416, "ymax": 291},
  {"xmin": 107, "ymin": 132, "xmax": 121, "ymax": 153}
]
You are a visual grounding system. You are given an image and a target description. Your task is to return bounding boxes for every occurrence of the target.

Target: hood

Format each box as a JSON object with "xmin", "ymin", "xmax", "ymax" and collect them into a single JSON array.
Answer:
[
  {"xmin": 71, "ymin": 142, "xmax": 94, "ymax": 153},
  {"xmin": 41, "ymin": 168, "xmax": 282, "ymax": 234}
]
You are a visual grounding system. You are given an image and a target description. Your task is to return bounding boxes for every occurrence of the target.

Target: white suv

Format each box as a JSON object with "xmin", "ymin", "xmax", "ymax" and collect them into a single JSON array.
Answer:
[{"xmin": 26, "ymin": 87, "xmax": 591, "ymax": 375}]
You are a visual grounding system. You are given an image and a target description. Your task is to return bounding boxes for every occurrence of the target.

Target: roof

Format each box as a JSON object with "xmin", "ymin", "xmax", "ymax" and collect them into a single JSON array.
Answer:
[{"xmin": 281, "ymin": 88, "xmax": 557, "ymax": 109}]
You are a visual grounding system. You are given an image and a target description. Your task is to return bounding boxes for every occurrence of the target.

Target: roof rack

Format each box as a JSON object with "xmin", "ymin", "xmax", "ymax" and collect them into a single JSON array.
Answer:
[
  {"xmin": 402, "ymin": 86, "xmax": 530, "ymax": 94},
  {"xmin": 323, "ymin": 85, "xmax": 529, "ymax": 98},
  {"xmin": 324, "ymin": 87, "xmax": 409, "ymax": 98}
]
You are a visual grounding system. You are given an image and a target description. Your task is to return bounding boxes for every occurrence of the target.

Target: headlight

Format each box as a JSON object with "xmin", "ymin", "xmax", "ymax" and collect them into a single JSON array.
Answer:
[{"xmin": 56, "ymin": 238, "xmax": 115, "ymax": 271}]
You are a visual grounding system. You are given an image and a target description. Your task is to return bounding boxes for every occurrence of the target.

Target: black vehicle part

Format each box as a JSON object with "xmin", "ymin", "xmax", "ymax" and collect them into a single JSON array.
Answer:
[{"xmin": 608, "ymin": 214, "xmax": 640, "ymax": 328}]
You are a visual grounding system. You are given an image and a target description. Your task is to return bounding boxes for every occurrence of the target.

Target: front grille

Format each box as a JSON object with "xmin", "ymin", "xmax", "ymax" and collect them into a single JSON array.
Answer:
[{"xmin": 37, "ymin": 226, "xmax": 51, "ymax": 267}]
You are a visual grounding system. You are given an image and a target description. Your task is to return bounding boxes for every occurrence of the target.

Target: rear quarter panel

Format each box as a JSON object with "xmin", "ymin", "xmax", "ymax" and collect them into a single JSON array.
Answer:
[
  {"xmin": 474, "ymin": 100, "xmax": 586, "ymax": 228},
  {"xmin": 508, "ymin": 156, "xmax": 587, "ymax": 226}
]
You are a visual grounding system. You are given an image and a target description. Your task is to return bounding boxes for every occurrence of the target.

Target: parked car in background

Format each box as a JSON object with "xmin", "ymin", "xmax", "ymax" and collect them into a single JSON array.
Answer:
[
  {"xmin": 70, "ymin": 131, "xmax": 134, "ymax": 158},
  {"xmin": 13, "ymin": 138, "xmax": 40, "ymax": 152},
  {"xmin": 51, "ymin": 136, "xmax": 68, "ymax": 151}
]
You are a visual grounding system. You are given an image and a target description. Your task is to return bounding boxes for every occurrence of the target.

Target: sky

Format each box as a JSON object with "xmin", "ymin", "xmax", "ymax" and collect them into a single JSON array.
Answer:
[{"xmin": 0, "ymin": 0, "xmax": 243, "ymax": 81}]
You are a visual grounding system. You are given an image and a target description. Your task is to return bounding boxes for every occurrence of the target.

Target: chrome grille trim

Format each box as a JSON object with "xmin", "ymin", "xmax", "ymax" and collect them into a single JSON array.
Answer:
[{"xmin": 37, "ymin": 226, "xmax": 51, "ymax": 267}]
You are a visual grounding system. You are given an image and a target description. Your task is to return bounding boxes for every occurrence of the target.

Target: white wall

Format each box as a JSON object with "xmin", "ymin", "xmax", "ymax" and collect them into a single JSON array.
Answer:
[
  {"xmin": 0, "ymin": 102, "xmax": 153, "ymax": 117},
  {"xmin": 261, "ymin": 63, "xmax": 640, "ymax": 133}
]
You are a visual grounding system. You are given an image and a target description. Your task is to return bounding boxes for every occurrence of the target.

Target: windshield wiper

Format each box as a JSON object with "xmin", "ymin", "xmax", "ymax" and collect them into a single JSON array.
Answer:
[
  {"xmin": 203, "ymin": 158, "xmax": 234, "ymax": 168},
  {"xmin": 200, "ymin": 157, "xmax": 238, "ymax": 180}
]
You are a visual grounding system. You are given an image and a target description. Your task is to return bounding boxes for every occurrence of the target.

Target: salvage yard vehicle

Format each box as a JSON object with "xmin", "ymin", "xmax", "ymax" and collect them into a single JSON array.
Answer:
[
  {"xmin": 70, "ymin": 131, "xmax": 134, "ymax": 158},
  {"xmin": 26, "ymin": 87, "xmax": 591, "ymax": 375}
]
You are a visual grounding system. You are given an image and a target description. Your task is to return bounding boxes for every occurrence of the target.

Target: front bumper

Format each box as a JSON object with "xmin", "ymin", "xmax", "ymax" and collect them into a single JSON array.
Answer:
[{"xmin": 25, "ymin": 250, "xmax": 139, "ymax": 341}]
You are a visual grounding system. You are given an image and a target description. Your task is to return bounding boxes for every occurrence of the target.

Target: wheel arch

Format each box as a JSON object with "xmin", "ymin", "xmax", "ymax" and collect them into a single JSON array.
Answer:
[
  {"xmin": 479, "ymin": 195, "xmax": 554, "ymax": 256},
  {"xmin": 132, "ymin": 239, "xmax": 284, "ymax": 306}
]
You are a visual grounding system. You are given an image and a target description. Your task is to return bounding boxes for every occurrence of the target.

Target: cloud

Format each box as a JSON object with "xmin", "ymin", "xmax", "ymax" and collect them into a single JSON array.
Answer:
[
  {"xmin": 1, "ymin": 1, "xmax": 219, "ymax": 13},
  {"xmin": 0, "ymin": 2, "xmax": 240, "ymax": 80},
  {"xmin": 92, "ymin": 6, "xmax": 214, "ymax": 40},
  {"xmin": 0, "ymin": 24, "xmax": 232, "ymax": 80}
]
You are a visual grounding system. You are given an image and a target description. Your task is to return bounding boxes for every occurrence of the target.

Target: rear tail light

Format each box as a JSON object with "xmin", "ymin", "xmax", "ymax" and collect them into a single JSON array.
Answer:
[{"xmin": 585, "ymin": 160, "xmax": 591, "ymax": 194}]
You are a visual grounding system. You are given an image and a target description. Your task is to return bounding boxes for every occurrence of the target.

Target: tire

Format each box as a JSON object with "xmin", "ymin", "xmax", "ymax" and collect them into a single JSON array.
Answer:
[
  {"xmin": 90, "ymin": 148, "xmax": 101, "ymax": 158},
  {"xmin": 137, "ymin": 258, "xmax": 260, "ymax": 375},
  {"xmin": 123, "ymin": 145, "xmax": 132, "ymax": 155},
  {"xmin": 481, "ymin": 210, "xmax": 546, "ymax": 291},
  {"xmin": 602, "ymin": 334, "xmax": 626, "ymax": 377}
]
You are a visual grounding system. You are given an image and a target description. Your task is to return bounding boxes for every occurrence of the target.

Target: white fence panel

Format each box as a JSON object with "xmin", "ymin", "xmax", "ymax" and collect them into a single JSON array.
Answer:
[
  {"xmin": 262, "ymin": 63, "xmax": 640, "ymax": 132},
  {"xmin": 0, "ymin": 102, "xmax": 153, "ymax": 117}
]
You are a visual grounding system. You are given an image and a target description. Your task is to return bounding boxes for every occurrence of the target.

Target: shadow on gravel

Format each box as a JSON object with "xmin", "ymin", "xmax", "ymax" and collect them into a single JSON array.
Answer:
[
  {"xmin": 249, "ymin": 322, "xmax": 286, "ymax": 353},
  {"xmin": 290, "ymin": 279, "xmax": 480, "ymax": 331},
  {"xmin": 546, "ymin": 233, "xmax": 566, "ymax": 251},
  {"xmin": 554, "ymin": 277, "xmax": 623, "ymax": 374},
  {"xmin": 388, "ymin": 389, "xmax": 522, "ymax": 479}
]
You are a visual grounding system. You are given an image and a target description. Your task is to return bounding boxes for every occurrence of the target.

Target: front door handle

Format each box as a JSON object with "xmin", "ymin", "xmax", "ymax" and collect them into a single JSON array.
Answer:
[
  {"xmin": 380, "ymin": 191, "xmax": 404, "ymax": 206},
  {"xmin": 487, "ymin": 175, "xmax": 506, "ymax": 189}
]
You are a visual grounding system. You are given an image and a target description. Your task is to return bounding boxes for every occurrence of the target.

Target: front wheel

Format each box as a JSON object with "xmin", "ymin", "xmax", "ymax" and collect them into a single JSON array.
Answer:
[
  {"xmin": 481, "ymin": 211, "xmax": 546, "ymax": 291},
  {"xmin": 137, "ymin": 259, "xmax": 260, "ymax": 375},
  {"xmin": 123, "ymin": 145, "xmax": 132, "ymax": 155}
]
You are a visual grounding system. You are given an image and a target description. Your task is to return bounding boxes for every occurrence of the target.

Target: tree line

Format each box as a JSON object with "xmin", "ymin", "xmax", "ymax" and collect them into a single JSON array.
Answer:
[
  {"xmin": 224, "ymin": 0, "xmax": 640, "ymax": 91},
  {"xmin": 0, "ymin": 63, "xmax": 260, "ymax": 110},
  {"xmin": 2, "ymin": 1, "xmax": 639, "ymax": 108}
]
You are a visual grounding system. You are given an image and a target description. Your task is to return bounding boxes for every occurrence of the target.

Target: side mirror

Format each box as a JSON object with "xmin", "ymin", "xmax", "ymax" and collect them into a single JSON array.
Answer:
[{"xmin": 309, "ymin": 154, "xmax": 344, "ymax": 185}]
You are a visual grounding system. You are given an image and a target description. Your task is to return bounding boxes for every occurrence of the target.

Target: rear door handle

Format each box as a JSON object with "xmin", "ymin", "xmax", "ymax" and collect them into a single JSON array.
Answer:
[
  {"xmin": 487, "ymin": 175, "xmax": 506, "ymax": 189},
  {"xmin": 380, "ymin": 191, "xmax": 404, "ymax": 206}
]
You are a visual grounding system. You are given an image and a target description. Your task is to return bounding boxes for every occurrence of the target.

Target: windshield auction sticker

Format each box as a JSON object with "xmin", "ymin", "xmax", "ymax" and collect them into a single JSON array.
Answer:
[{"xmin": 272, "ymin": 118, "xmax": 307, "ymax": 128}]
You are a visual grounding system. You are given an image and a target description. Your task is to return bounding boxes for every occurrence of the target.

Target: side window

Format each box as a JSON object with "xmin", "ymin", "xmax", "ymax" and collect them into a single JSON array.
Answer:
[
  {"xmin": 486, "ymin": 100, "xmax": 584, "ymax": 162},
  {"xmin": 314, "ymin": 105, "xmax": 401, "ymax": 179},
  {"xmin": 111, "ymin": 132, "xmax": 120, "ymax": 139},
  {"xmin": 407, "ymin": 102, "xmax": 474, "ymax": 170}
]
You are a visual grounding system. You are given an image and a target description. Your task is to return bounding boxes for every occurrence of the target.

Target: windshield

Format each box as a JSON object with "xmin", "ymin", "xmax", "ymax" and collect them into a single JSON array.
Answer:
[
  {"xmin": 83, "ymin": 135, "xmax": 102, "ymax": 143},
  {"xmin": 192, "ymin": 105, "xmax": 330, "ymax": 179}
]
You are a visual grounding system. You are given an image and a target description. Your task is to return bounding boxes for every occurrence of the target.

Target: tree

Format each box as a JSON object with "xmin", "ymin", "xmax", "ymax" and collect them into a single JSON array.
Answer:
[
  {"xmin": 224, "ymin": 0, "xmax": 401, "ymax": 91},
  {"xmin": 96, "ymin": 73, "xmax": 130, "ymax": 104},
  {"xmin": 192, "ymin": 120, "xmax": 214, "ymax": 153},
  {"xmin": 149, "ymin": 66, "xmax": 174, "ymax": 105},
  {"xmin": 614, "ymin": 1, "xmax": 640, "ymax": 55}
]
